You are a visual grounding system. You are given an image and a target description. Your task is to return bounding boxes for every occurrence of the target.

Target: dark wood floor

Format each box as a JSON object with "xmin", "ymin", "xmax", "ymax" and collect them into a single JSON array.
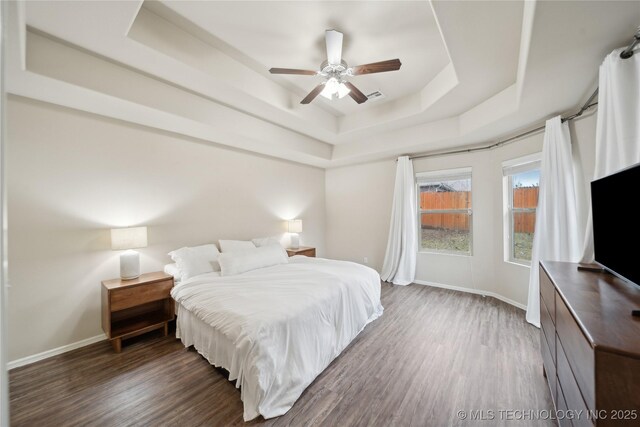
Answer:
[{"xmin": 10, "ymin": 284, "xmax": 554, "ymax": 426}]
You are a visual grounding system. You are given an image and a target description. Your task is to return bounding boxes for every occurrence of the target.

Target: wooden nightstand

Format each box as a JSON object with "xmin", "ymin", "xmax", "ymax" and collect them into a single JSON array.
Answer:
[
  {"xmin": 286, "ymin": 246, "xmax": 316, "ymax": 257},
  {"xmin": 101, "ymin": 272, "xmax": 174, "ymax": 353}
]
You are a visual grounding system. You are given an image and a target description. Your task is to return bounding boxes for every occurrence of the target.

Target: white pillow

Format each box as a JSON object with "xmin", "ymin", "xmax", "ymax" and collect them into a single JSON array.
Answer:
[
  {"xmin": 163, "ymin": 263, "xmax": 181, "ymax": 283},
  {"xmin": 168, "ymin": 244, "xmax": 221, "ymax": 280},
  {"xmin": 219, "ymin": 239, "xmax": 256, "ymax": 254},
  {"xmin": 191, "ymin": 243, "xmax": 221, "ymax": 269},
  {"xmin": 218, "ymin": 244, "xmax": 288, "ymax": 276},
  {"xmin": 252, "ymin": 236, "xmax": 282, "ymax": 247}
]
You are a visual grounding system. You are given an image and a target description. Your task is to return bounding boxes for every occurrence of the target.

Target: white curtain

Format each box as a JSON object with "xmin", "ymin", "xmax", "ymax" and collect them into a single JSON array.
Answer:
[
  {"xmin": 381, "ymin": 156, "xmax": 418, "ymax": 285},
  {"xmin": 526, "ymin": 116, "xmax": 581, "ymax": 327},
  {"xmin": 582, "ymin": 49, "xmax": 640, "ymax": 262}
]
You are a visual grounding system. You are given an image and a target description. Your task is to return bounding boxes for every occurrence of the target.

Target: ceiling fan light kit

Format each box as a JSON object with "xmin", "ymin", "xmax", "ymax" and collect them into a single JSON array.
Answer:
[
  {"xmin": 269, "ymin": 29, "xmax": 401, "ymax": 105},
  {"xmin": 320, "ymin": 78, "xmax": 350, "ymax": 100}
]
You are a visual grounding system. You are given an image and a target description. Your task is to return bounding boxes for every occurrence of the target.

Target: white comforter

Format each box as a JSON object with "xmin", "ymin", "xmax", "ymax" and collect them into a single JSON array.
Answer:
[{"xmin": 171, "ymin": 256, "xmax": 383, "ymax": 421}]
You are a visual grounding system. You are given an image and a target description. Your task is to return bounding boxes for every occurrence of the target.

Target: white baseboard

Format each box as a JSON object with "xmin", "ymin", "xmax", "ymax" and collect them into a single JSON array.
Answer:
[
  {"xmin": 8, "ymin": 334, "xmax": 107, "ymax": 370},
  {"xmin": 413, "ymin": 279, "xmax": 527, "ymax": 311}
]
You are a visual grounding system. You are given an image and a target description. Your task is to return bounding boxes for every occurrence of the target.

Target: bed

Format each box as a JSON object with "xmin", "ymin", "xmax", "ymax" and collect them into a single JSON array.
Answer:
[{"xmin": 170, "ymin": 255, "xmax": 383, "ymax": 421}]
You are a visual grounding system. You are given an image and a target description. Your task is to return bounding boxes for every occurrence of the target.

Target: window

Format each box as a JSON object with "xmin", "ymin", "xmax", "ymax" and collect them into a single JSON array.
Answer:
[
  {"xmin": 503, "ymin": 154, "xmax": 541, "ymax": 264},
  {"xmin": 417, "ymin": 168, "xmax": 472, "ymax": 255}
]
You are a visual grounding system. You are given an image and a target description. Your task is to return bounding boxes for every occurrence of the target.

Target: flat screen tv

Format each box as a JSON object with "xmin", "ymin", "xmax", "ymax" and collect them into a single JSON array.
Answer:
[{"xmin": 591, "ymin": 162, "xmax": 640, "ymax": 286}]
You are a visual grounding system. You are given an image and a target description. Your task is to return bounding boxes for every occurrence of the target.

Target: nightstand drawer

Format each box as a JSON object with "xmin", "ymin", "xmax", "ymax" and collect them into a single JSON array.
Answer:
[
  {"xmin": 111, "ymin": 279, "xmax": 173, "ymax": 311},
  {"xmin": 286, "ymin": 247, "xmax": 316, "ymax": 257},
  {"xmin": 296, "ymin": 248, "xmax": 315, "ymax": 257}
]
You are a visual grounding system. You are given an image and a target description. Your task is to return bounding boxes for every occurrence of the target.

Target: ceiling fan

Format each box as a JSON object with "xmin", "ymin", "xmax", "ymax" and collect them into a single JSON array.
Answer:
[{"xmin": 269, "ymin": 30, "xmax": 402, "ymax": 105}]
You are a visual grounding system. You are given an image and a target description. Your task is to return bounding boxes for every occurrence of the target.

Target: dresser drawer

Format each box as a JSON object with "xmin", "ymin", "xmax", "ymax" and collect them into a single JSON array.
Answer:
[
  {"xmin": 557, "ymin": 338, "xmax": 591, "ymax": 427},
  {"xmin": 556, "ymin": 382, "xmax": 574, "ymax": 427},
  {"xmin": 556, "ymin": 294, "xmax": 595, "ymax": 410},
  {"xmin": 540, "ymin": 295, "xmax": 556, "ymax": 359},
  {"xmin": 540, "ymin": 328, "xmax": 557, "ymax": 405},
  {"xmin": 111, "ymin": 279, "xmax": 173, "ymax": 311},
  {"xmin": 539, "ymin": 265, "xmax": 556, "ymax": 324}
]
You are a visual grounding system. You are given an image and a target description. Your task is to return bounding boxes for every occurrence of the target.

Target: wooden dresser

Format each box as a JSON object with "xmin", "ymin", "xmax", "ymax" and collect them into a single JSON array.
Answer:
[{"xmin": 540, "ymin": 261, "xmax": 640, "ymax": 426}]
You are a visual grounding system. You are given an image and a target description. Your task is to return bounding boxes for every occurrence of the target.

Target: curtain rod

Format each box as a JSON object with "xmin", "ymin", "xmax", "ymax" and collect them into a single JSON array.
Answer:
[
  {"xmin": 406, "ymin": 101, "xmax": 598, "ymax": 161},
  {"xmin": 404, "ymin": 26, "xmax": 639, "ymax": 162},
  {"xmin": 620, "ymin": 26, "xmax": 640, "ymax": 59}
]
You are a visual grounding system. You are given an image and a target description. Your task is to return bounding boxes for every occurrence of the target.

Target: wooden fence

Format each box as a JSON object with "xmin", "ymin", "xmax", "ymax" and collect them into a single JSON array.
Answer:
[
  {"xmin": 513, "ymin": 212, "xmax": 536, "ymax": 234},
  {"xmin": 513, "ymin": 187, "xmax": 539, "ymax": 209},
  {"xmin": 511, "ymin": 187, "xmax": 538, "ymax": 233},
  {"xmin": 420, "ymin": 187, "xmax": 538, "ymax": 233},
  {"xmin": 420, "ymin": 191, "xmax": 471, "ymax": 231}
]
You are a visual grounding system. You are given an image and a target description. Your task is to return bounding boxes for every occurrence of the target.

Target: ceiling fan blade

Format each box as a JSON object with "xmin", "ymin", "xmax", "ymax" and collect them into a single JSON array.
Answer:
[
  {"xmin": 269, "ymin": 68, "xmax": 317, "ymax": 75},
  {"xmin": 325, "ymin": 30, "xmax": 343, "ymax": 66},
  {"xmin": 300, "ymin": 84, "xmax": 325, "ymax": 104},
  {"xmin": 351, "ymin": 59, "xmax": 402, "ymax": 75},
  {"xmin": 344, "ymin": 82, "xmax": 368, "ymax": 104}
]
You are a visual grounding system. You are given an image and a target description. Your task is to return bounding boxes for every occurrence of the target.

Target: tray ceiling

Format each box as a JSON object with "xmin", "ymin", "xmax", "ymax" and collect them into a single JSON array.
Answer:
[
  {"xmin": 150, "ymin": 0, "xmax": 451, "ymax": 117},
  {"xmin": 6, "ymin": 1, "xmax": 640, "ymax": 168}
]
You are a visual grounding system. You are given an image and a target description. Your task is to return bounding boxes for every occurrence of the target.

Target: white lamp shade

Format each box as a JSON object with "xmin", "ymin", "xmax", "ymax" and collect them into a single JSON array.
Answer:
[
  {"xmin": 288, "ymin": 220, "xmax": 302, "ymax": 233},
  {"xmin": 111, "ymin": 227, "xmax": 148, "ymax": 250}
]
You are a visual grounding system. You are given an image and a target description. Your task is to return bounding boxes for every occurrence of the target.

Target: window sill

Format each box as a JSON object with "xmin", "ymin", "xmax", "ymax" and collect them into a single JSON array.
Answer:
[
  {"xmin": 418, "ymin": 250, "xmax": 472, "ymax": 258},
  {"xmin": 504, "ymin": 259, "xmax": 531, "ymax": 268}
]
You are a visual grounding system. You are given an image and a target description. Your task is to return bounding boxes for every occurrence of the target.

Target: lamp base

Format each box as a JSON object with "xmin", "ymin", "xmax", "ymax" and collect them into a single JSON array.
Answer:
[
  {"xmin": 290, "ymin": 233, "xmax": 300, "ymax": 249},
  {"xmin": 120, "ymin": 250, "xmax": 140, "ymax": 280}
]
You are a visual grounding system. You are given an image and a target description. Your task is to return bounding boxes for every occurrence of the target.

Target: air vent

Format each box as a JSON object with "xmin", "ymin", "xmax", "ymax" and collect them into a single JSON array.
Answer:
[{"xmin": 367, "ymin": 91, "xmax": 386, "ymax": 101}]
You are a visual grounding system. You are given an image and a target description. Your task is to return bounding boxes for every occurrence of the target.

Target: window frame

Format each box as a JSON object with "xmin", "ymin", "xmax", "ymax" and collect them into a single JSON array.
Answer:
[
  {"xmin": 502, "ymin": 154, "xmax": 541, "ymax": 266},
  {"xmin": 416, "ymin": 167, "xmax": 473, "ymax": 256}
]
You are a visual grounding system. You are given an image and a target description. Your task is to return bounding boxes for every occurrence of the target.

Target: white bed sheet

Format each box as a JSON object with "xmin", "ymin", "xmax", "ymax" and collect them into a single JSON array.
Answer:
[{"xmin": 171, "ymin": 256, "xmax": 383, "ymax": 421}]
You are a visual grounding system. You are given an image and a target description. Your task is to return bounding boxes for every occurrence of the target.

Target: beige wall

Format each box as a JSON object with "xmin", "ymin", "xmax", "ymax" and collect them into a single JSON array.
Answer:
[
  {"xmin": 325, "ymin": 160, "xmax": 397, "ymax": 270},
  {"xmin": 6, "ymin": 92, "xmax": 598, "ymax": 362},
  {"xmin": 326, "ymin": 112, "xmax": 597, "ymax": 307},
  {"xmin": 6, "ymin": 96, "xmax": 326, "ymax": 361}
]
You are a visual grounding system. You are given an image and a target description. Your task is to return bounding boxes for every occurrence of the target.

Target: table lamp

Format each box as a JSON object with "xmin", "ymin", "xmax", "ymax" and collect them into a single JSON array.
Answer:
[
  {"xmin": 288, "ymin": 219, "xmax": 302, "ymax": 249},
  {"xmin": 111, "ymin": 226, "xmax": 147, "ymax": 280}
]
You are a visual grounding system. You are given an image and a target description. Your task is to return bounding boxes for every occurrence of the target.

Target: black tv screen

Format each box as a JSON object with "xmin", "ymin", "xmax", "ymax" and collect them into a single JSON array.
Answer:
[{"xmin": 591, "ymin": 163, "xmax": 640, "ymax": 286}]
